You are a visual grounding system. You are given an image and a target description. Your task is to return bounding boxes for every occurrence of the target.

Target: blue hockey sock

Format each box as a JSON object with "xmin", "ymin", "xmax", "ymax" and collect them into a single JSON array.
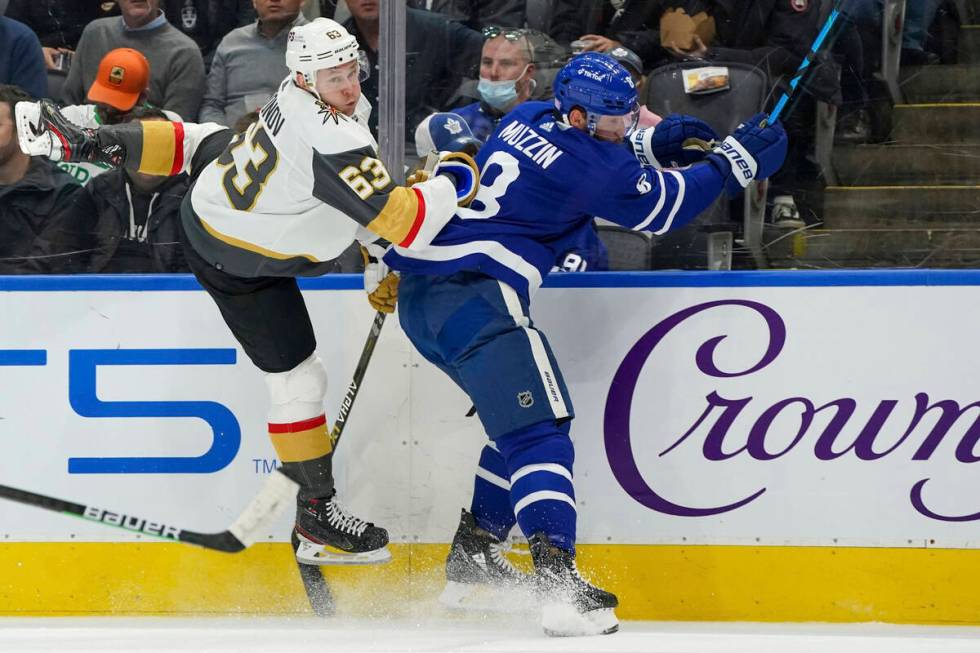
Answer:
[
  {"xmin": 495, "ymin": 420, "xmax": 577, "ymax": 552},
  {"xmin": 470, "ymin": 442, "xmax": 517, "ymax": 542}
]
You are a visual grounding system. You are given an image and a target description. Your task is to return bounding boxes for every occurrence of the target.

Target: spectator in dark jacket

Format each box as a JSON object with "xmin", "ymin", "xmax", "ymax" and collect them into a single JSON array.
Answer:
[
  {"xmin": 87, "ymin": 107, "xmax": 190, "ymax": 273},
  {"xmin": 0, "ymin": 85, "xmax": 95, "ymax": 273},
  {"xmin": 407, "ymin": 0, "xmax": 524, "ymax": 31},
  {"xmin": 662, "ymin": 0, "xmax": 818, "ymax": 81},
  {"xmin": 164, "ymin": 0, "xmax": 249, "ymax": 65},
  {"xmin": 5, "ymin": 0, "xmax": 118, "ymax": 71},
  {"xmin": 343, "ymin": 0, "xmax": 483, "ymax": 136},
  {"xmin": 553, "ymin": 0, "xmax": 667, "ymax": 66},
  {"xmin": 0, "ymin": 14, "xmax": 47, "ymax": 98}
]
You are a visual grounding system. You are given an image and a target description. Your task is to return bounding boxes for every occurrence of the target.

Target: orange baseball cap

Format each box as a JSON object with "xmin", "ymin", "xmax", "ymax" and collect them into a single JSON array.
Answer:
[{"xmin": 86, "ymin": 48, "xmax": 150, "ymax": 111}]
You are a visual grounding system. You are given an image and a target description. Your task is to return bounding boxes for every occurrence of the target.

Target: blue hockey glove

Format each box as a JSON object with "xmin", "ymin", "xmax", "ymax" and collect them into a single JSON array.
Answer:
[
  {"xmin": 710, "ymin": 113, "xmax": 788, "ymax": 196},
  {"xmin": 630, "ymin": 114, "xmax": 719, "ymax": 168},
  {"xmin": 434, "ymin": 151, "xmax": 480, "ymax": 207}
]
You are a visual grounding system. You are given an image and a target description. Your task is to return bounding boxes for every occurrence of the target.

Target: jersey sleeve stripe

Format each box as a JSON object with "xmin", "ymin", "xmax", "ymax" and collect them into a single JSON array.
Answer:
[
  {"xmin": 632, "ymin": 169, "xmax": 667, "ymax": 231},
  {"xmin": 169, "ymin": 121, "xmax": 185, "ymax": 177},
  {"xmin": 365, "ymin": 186, "xmax": 422, "ymax": 246},
  {"xmin": 398, "ymin": 188, "xmax": 426, "ymax": 248},
  {"xmin": 652, "ymin": 170, "xmax": 687, "ymax": 235},
  {"xmin": 139, "ymin": 121, "xmax": 179, "ymax": 176}
]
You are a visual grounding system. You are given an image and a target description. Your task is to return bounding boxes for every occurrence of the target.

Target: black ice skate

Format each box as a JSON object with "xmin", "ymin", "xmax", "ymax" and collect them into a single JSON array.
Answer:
[
  {"xmin": 439, "ymin": 509, "xmax": 535, "ymax": 611},
  {"xmin": 529, "ymin": 532, "xmax": 619, "ymax": 637},
  {"xmin": 293, "ymin": 492, "xmax": 391, "ymax": 565}
]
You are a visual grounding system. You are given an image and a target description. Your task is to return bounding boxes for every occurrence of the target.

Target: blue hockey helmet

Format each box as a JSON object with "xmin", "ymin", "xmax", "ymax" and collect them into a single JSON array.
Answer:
[{"xmin": 553, "ymin": 52, "xmax": 639, "ymax": 138}]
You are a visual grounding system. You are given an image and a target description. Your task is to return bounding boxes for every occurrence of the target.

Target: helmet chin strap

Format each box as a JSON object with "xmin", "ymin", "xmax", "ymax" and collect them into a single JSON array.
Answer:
[{"xmin": 296, "ymin": 71, "xmax": 325, "ymax": 103}]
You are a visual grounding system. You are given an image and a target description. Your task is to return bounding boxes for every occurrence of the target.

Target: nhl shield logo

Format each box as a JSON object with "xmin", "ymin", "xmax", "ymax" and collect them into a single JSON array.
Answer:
[
  {"xmin": 517, "ymin": 391, "xmax": 534, "ymax": 408},
  {"xmin": 108, "ymin": 66, "xmax": 125, "ymax": 86},
  {"xmin": 790, "ymin": 0, "xmax": 808, "ymax": 11}
]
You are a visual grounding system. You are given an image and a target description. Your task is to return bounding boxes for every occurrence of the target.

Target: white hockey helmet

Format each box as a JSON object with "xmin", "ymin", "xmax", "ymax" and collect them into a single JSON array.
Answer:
[{"xmin": 286, "ymin": 18, "xmax": 363, "ymax": 87}]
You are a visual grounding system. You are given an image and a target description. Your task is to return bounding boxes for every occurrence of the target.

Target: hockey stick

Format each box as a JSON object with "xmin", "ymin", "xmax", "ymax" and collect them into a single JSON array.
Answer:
[
  {"xmin": 765, "ymin": 0, "xmax": 848, "ymax": 125},
  {"xmin": 0, "ymin": 469, "xmax": 298, "ymax": 553},
  {"xmin": 0, "ymin": 313, "xmax": 388, "ymax": 553},
  {"xmin": 329, "ymin": 310, "xmax": 387, "ymax": 449}
]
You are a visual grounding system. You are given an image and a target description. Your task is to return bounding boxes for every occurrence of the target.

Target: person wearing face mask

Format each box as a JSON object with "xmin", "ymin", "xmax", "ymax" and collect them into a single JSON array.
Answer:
[
  {"xmin": 382, "ymin": 53, "xmax": 787, "ymax": 636},
  {"xmin": 454, "ymin": 27, "xmax": 537, "ymax": 143}
]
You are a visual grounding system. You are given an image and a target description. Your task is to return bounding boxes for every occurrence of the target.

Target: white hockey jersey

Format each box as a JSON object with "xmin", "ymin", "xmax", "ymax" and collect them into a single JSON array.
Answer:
[{"xmin": 121, "ymin": 78, "xmax": 459, "ymax": 278}]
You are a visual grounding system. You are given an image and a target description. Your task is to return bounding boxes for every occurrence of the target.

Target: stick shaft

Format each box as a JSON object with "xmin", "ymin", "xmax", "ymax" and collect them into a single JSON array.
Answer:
[
  {"xmin": 329, "ymin": 310, "xmax": 387, "ymax": 448},
  {"xmin": 768, "ymin": 5, "xmax": 844, "ymax": 124}
]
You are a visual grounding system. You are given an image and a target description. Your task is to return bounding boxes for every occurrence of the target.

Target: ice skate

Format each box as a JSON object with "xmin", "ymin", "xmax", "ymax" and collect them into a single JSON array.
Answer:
[
  {"xmin": 438, "ymin": 509, "xmax": 535, "ymax": 611},
  {"xmin": 529, "ymin": 532, "xmax": 619, "ymax": 637},
  {"xmin": 293, "ymin": 492, "xmax": 391, "ymax": 565}
]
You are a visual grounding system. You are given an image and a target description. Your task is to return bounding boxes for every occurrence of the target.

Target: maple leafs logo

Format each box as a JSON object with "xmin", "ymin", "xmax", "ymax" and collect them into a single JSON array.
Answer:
[
  {"xmin": 315, "ymin": 101, "xmax": 348, "ymax": 126},
  {"xmin": 445, "ymin": 118, "xmax": 463, "ymax": 135}
]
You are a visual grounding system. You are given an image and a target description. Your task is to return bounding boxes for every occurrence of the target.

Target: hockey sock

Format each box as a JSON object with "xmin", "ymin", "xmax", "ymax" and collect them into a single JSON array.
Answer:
[
  {"xmin": 495, "ymin": 420, "xmax": 577, "ymax": 552},
  {"xmin": 268, "ymin": 414, "xmax": 335, "ymax": 502},
  {"xmin": 470, "ymin": 442, "xmax": 517, "ymax": 541},
  {"xmin": 264, "ymin": 355, "xmax": 334, "ymax": 502}
]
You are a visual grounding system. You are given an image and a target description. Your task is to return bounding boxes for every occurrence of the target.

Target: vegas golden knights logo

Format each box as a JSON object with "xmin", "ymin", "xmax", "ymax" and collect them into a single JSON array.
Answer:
[{"xmin": 109, "ymin": 66, "xmax": 125, "ymax": 86}]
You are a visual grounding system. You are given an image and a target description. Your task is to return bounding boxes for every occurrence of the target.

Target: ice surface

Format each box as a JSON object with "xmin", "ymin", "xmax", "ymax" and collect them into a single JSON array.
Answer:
[{"xmin": 2, "ymin": 619, "xmax": 980, "ymax": 653}]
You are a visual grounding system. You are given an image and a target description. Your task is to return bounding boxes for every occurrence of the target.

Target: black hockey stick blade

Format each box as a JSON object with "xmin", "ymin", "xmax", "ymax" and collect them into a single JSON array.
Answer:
[
  {"xmin": 329, "ymin": 310, "xmax": 387, "ymax": 449},
  {"xmin": 0, "ymin": 468, "xmax": 298, "ymax": 553}
]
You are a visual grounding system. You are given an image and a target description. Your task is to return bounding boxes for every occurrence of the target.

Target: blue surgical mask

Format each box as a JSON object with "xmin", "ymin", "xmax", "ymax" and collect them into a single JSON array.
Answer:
[{"xmin": 478, "ymin": 77, "xmax": 520, "ymax": 111}]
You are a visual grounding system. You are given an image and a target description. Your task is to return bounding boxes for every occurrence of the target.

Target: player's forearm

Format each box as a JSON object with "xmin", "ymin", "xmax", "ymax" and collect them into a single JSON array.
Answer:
[
  {"xmin": 97, "ymin": 121, "xmax": 230, "ymax": 176},
  {"xmin": 618, "ymin": 159, "xmax": 727, "ymax": 235}
]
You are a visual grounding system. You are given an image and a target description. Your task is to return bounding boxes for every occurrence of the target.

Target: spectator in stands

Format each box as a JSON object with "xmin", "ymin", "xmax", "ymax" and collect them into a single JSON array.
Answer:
[
  {"xmin": 902, "ymin": 0, "xmax": 942, "ymax": 65},
  {"xmin": 0, "ymin": 8, "xmax": 47, "ymax": 98},
  {"xmin": 0, "ymin": 84, "xmax": 95, "ymax": 273},
  {"xmin": 343, "ymin": 0, "xmax": 483, "ymax": 135},
  {"xmin": 660, "ymin": 1, "xmax": 827, "ymax": 227},
  {"xmin": 55, "ymin": 48, "xmax": 186, "ymax": 188},
  {"xmin": 87, "ymin": 107, "xmax": 190, "ymax": 273},
  {"xmin": 452, "ymin": 27, "xmax": 538, "ymax": 143},
  {"xmin": 834, "ymin": 1, "xmax": 879, "ymax": 144},
  {"xmin": 200, "ymin": 0, "xmax": 307, "ymax": 126},
  {"xmin": 165, "ymin": 0, "xmax": 250, "ymax": 66},
  {"xmin": 407, "ymin": 0, "xmax": 524, "ymax": 32},
  {"xmin": 553, "ymin": 0, "xmax": 666, "ymax": 68},
  {"xmin": 63, "ymin": 0, "xmax": 206, "ymax": 120},
  {"xmin": 5, "ymin": 0, "xmax": 118, "ymax": 72}
]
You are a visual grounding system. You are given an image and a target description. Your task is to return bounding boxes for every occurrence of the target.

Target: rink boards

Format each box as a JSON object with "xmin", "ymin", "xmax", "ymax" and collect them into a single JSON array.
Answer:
[{"xmin": 2, "ymin": 270, "xmax": 980, "ymax": 622}]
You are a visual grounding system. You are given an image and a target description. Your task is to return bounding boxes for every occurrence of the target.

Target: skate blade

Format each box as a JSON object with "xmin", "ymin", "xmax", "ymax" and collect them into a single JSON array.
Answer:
[
  {"xmin": 542, "ymin": 604, "xmax": 619, "ymax": 637},
  {"xmin": 294, "ymin": 537, "xmax": 392, "ymax": 566},
  {"xmin": 438, "ymin": 580, "xmax": 536, "ymax": 613}
]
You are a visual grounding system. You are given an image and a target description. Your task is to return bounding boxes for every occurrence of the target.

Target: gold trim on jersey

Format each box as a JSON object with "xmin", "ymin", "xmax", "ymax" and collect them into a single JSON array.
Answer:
[
  {"xmin": 366, "ymin": 187, "xmax": 421, "ymax": 245},
  {"xmin": 140, "ymin": 121, "xmax": 178, "ymax": 176},
  {"xmin": 198, "ymin": 215, "xmax": 323, "ymax": 263}
]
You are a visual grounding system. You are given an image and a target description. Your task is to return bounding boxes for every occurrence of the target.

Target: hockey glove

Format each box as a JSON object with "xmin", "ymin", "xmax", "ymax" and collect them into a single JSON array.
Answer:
[
  {"xmin": 630, "ymin": 114, "xmax": 719, "ymax": 168},
  {"xmin": 433, "ymin": 151, "xmax": 480, "ymax": 207},
  {"xmin": 361, "ymin": 244, "xmax": 399, "ymax": 314},
  {"xmin": 15, "ymin": 99, "xmax": 125, "ymax": 166},
  {"xmin": 709, "ymin": 113, "xmax": 788, "ymax": 197}
]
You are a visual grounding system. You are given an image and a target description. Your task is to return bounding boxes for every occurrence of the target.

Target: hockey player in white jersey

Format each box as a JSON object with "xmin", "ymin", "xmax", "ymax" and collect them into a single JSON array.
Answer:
[{"xmin": 17, "ymin": 18, "xmax": 479, "ymax": 566}]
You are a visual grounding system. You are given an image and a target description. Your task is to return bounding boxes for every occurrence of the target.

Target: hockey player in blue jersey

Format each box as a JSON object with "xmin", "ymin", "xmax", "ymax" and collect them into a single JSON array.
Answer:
[{"xmin": 384, "ymin": 52, "xmax": 787, "ymax": 637}]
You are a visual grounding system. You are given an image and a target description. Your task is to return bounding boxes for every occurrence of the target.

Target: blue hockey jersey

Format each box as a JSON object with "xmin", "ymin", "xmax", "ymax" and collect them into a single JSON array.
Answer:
[{"xmin": 385, "ymin": 101, "xmax": 728, "ymax": 300}]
